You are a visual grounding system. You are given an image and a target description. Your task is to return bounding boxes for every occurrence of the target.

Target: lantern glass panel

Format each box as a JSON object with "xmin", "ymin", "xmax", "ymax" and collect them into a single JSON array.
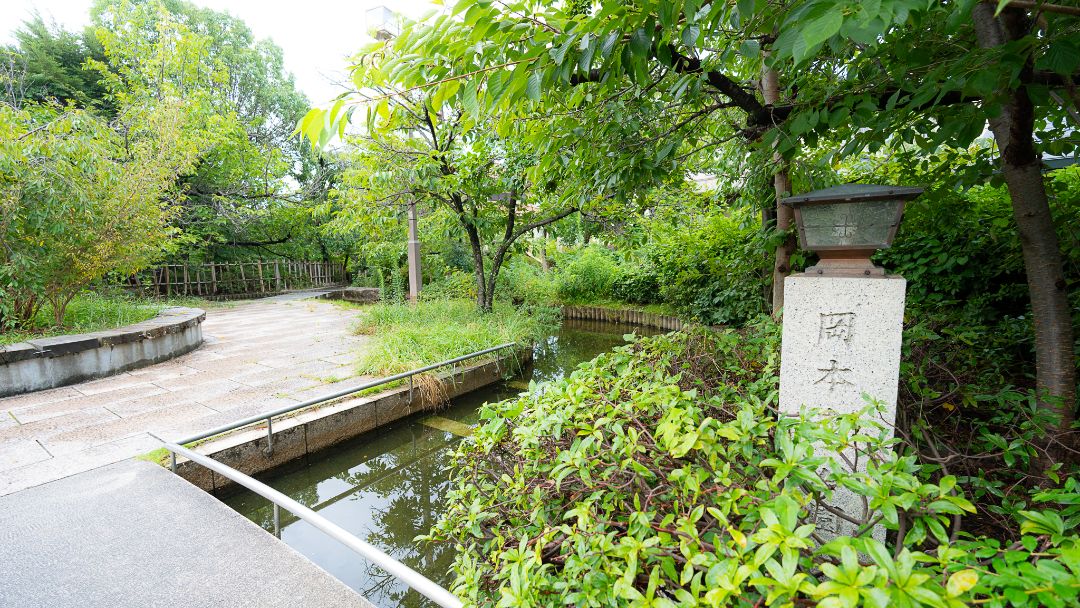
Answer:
[{"xmin": 799, "ymin": 199, "xmax": 902, "ymax": 249}]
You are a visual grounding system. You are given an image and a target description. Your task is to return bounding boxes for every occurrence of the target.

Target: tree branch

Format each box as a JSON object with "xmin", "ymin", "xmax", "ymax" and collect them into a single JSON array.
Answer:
[
  {"xmin": 987, "ymin": 0, "xmax": 1080, "ymax": 17},
  {"xmin": 225, "ymin": 233, "xmax": 292, "ymax": 247},
  {"xmin": 510, "ymin": 206, "xmax": 578, "ymax": 242}
]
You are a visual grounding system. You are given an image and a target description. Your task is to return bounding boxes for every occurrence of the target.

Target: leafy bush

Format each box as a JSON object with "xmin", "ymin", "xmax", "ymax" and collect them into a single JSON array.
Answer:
[
  {"xmin": 647, "ymin": 212, "xmax": 770, "ymax": 324},
  {"xmin": 429, "ymin": 327, "xmax": 1080, "ymax": 607},
  {"xmin": 612, "ymin": 261, "xmax": 662, "ymax": 305},
  {"xmin": 554, "ymin": 245, "xmax": 621, "ymax": 303},
  {"xmin": 0, "ymin": 102, "xmax": 198, "ymax": 329},
  {"xmin": 880, "ymin": 168, "xmax": 1080, "ymax": 403},
  {"xmin": 353, "ymin": 299, "xmax": 559, "ymax": 375},
  {"xmin": 497, "ymin": 258, "xmax": 556, "ymax": 305},
  {"xmin": 423, "ymin": 270, "xmax": 479, "ymax": 301}
]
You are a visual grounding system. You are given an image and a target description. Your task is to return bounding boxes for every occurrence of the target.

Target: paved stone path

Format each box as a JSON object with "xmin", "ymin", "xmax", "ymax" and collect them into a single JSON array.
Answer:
[
  {"xmin": 0, "ymin": 291, "xmax": 372, "ymax": 496},
  {"xmin": 0, "ymin": 459, "xmax": 373, "ymax": 607}
]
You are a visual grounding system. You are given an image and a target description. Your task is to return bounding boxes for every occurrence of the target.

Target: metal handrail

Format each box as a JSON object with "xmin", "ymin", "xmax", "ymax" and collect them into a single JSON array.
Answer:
[
  {"xmin": 172, "ymin": 342, "xmax": 517, "ymax": 446},
  {"xmin": 157, "ymin": 438, "xmax": 463, "ymax": 608}
]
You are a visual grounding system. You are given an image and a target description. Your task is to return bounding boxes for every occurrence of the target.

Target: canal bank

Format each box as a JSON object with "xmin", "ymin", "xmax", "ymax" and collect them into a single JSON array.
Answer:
[{"xmin": 223, "ymin": 318, "xmax": 660, "ymax": 608}]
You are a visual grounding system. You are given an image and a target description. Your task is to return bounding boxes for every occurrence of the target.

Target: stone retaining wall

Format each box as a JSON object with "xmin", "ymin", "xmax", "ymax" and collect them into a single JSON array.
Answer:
[
  {"xmin": 318, "ymin": 286, "xmax": 380, "ymax": 304},
  {"xmin": 176, "ymin": 348, "xmax": 527, "ymax": 493},
  {"xmin": 0, "ymin": 307, "xmax": 205, "ymax": 397},
  {"xmin": 562, "ymin": 305, "xmax": 685, "ymax": 331}
]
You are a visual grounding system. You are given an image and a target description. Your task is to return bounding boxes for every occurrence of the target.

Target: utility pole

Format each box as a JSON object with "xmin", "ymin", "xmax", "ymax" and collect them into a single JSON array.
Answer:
[
  {"xmin": 369, "ymin": 6, "xmax": 420, "ymax": 303},
  {"xmin": 407, "ymin": 198, "xmax": 422, "ymax": 303}
]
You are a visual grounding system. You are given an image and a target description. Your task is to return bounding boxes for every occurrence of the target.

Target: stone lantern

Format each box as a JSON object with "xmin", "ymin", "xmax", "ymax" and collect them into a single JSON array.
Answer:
[
  {"xmin": 777, "ymin": 183, "xmax": 923, "ymax": 542},
  {"xmin": 781, "ymin": 184, "xmax": 923, "ymax": 275}
]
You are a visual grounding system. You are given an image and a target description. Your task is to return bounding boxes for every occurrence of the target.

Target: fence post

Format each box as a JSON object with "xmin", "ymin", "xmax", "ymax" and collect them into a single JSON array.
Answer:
[
  {"xmin": 165, "ymin": 266, "xmax": 171, "ymax": 297},
  {"xmin": 274, "ymin": 260, "xmax": 281, "ymax": 291},
  {"xmin": 257, "ymin": 260, "xmax": 265, "ymax": 293}
]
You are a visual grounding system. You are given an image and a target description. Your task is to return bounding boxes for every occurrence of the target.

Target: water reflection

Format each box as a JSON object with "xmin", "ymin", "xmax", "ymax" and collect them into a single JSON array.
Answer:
[{"xmin": 224, "ymin": 319, "xmax": 660, "ymax": 607}]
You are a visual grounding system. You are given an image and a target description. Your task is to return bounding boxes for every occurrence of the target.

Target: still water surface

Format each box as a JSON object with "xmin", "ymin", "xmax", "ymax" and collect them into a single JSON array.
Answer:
[{"xmin": 224, "ymin": 319, "xmax": 659, "ymax": 607}]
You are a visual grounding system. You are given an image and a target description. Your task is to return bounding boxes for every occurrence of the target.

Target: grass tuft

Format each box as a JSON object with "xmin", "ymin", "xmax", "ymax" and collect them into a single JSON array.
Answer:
[{"xmin": 354, "ymin": 299, "xmax": 558, "ymax": 375}]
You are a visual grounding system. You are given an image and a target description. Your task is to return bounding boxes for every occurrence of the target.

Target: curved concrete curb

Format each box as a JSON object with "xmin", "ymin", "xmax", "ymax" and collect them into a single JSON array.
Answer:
[{"xmin": 0, "ymin": 307, "xmax": 205, "ymax": 397}]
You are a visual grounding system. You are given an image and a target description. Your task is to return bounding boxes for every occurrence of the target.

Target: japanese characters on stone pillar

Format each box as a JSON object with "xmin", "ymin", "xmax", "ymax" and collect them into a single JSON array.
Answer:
[
  {"xmin": 778, "ymin": 184, "xmax": 921, "ymax": 542},
  {"xmin": 779, "ymin": 276, "xmax": 906, "ymax": 538}
]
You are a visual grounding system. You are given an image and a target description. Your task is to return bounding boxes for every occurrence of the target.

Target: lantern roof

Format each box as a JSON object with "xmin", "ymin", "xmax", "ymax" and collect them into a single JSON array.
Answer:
[{"xmin": 780, "ymin": 184, "xmax": 924, "ymax": 206}]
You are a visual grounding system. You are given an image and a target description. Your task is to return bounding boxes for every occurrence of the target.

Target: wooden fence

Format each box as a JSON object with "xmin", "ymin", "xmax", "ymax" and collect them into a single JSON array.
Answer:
[{"xmin": 131, "ymin": 260, "xmax": 346, "ymax": 298}]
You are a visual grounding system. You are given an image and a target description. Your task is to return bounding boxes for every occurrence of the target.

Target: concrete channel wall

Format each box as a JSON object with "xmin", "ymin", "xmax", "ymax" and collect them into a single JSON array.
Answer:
[
  {"xmin": 0, "ymin": 307, "xmax": 205, "ymax": 397},
  {"xmin": 317, "ymin": 286, "xmax": 380, "ymax": 304},
  {"xmin": 562, "ymin": 305, "xmax": 685, "ymax": 331},
  {"xmin": 176, "ymin": 348, "xmax": 527, "ymax": 493}
]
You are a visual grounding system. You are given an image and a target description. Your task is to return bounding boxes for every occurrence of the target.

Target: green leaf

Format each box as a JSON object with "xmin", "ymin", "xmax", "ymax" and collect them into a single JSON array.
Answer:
[
  {"xmin": 797, "ymin": 10, "xmax": 843, "ymax": 63},
  {"xmin": 946, "ymin": 570, "xmax": 978, "ymax": 597},
  {"xmin": 461, "ymin": 80, "xmax": 479, "ymax": 117},
  {"xmin": 681, "ymin": 24, "xmax": 700, "ymax": 47},
  {"xmin": 526, "ymin": 71, "xmax": 542, "ymax": 101},
  {"xmin": 630, "ymin": 28, "xmax": 652, "ymax": 59}
]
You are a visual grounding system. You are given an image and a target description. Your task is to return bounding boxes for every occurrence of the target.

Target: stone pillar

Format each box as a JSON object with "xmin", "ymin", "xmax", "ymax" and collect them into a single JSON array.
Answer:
[
  {"xmin": 407, "ymin": 199, "xmax": 422, "ymax": 303},
  {"xmin": 779, "ymin": 274, "xmax": 906, "ymax": 540}
]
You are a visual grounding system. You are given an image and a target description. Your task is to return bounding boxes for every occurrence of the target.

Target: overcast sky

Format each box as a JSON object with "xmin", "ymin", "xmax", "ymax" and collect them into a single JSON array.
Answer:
[{"xmin": 1, "ymin": 0, "xmax": 438, "ymax": 107}]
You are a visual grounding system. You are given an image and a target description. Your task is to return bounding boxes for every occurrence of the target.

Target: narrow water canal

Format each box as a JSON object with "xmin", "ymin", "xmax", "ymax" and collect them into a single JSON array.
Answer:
[{"xmin": 224, "ymin": 319, "xmax": 660, "ymax": 607}]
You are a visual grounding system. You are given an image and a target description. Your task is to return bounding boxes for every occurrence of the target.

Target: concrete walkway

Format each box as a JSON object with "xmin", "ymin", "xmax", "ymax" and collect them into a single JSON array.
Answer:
[
  {"xmin": 0, "ymin": 291, "xmax": 372, "ymax": 496},
  {"xmin": 0, "ymin": 459, "xmax": 374, "ymax": 607}
]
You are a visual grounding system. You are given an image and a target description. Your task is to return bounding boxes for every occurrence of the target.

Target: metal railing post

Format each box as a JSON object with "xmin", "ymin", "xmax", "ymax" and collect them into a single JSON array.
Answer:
[{"xmin": 265, "ymin": 417, "xmax": 274, "ymax": 455}]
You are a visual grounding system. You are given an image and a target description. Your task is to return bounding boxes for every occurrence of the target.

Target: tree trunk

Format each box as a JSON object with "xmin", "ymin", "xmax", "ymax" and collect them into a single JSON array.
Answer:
[
  {"xmin": 973, "ymin": 5, "xmax": 1076, "ymax": 452},
  {"xmin": 463, "ymin": 222, "xmax": 489, "ymax": 312},
  {"xmin": 761, "ymin": 63, "xmax": 796, "ymax": 316},
  {"xmin": 537, "ymin": 229, "xmax": 551, "ymax": 272}
]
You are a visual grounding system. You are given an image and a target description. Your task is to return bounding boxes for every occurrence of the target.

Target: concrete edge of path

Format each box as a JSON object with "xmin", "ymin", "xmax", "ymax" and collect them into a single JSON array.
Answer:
[
  {"xmin": 0, "ymin": 459, "xmax": 375, "ymax": 608},
  {"xmin": 0, "ymin": 307, "xmax": 206, "ymax": 398}
]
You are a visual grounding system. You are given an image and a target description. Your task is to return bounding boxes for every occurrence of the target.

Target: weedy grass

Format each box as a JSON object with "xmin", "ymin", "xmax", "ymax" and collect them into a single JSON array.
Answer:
[
  {"xmin": 0, "ymin": 291, "xmax": 227, "ymax": 346},
  {"xmin": 353, "ymin": 299, "xmax": 558, "ymax": 376}
]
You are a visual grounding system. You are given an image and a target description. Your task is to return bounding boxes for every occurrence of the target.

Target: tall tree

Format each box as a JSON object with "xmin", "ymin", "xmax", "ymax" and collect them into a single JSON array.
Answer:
[
  {"xmin": 970, "ymin": 3, "xmax": 1076, "ymax": 444},
  {"xmin": 307, "ymin": 0, "xmax": 1078, "ymax": 445},
  {"xmin": 324, "ymin": 88, "xmax": 577, "ymax": 312},
  {"xmin": 90, "ymin": 0, "xmax": 324, "ymax": 261},
  {"xmin": 4, "ymin": 15, "xmax": 111, "ymax": 112}
]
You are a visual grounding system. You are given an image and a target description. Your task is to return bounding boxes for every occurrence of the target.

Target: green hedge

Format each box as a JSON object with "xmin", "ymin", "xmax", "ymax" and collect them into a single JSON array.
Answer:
[{"xmin": 428, "ymin": 326, "xmax": 1080, "ymax": 607}]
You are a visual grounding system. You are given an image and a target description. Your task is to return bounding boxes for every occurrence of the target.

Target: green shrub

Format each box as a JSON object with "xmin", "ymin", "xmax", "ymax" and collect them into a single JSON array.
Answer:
[
  {"xmin": 648, "ymin": 211, "xmax": 770, "ymax": 324},
  {"xmin": 423, "ymin": 270, "xmax": 479, "ymax": 301},
  {"xmin": 497, "ymin": 258, "xmax": 556, "ymax": 305},
  {"xmin": 353, "ymin": 299, "xmax": 559, "ymax": 375},
  {"xmin": 612, "ymin": 261, "xmax": 661, "ymax": 305},
  {"xmin": 880, "ymin": 169, "xmax": 1080, "ymax": 393},
  {"xmin": 554, "ymin": 245, "xmax": 621, "ymax": 302},
  {"xmin": 429, "ymin": 326, "xmax": 1080, "ymax": 607}
]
